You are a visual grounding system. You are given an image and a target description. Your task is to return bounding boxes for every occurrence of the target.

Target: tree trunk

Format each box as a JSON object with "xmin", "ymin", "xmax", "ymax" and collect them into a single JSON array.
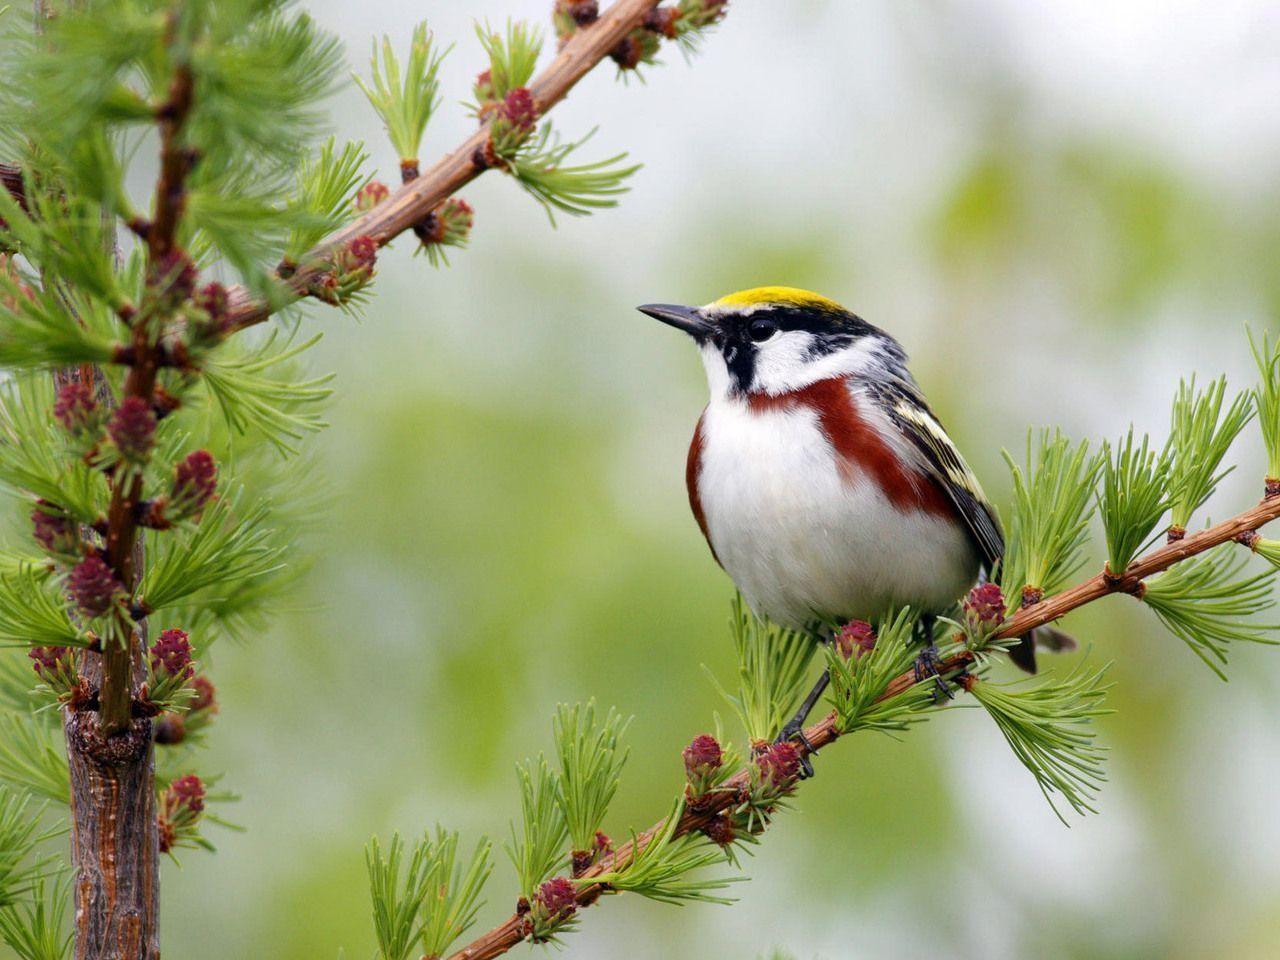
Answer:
[
  {"xmin": 64, "ymin": 710, "xmax": 159, "ymax": 960},
  {"xmin": 52, "ymin": 365, "xmax": 160, "ymax": 960}
]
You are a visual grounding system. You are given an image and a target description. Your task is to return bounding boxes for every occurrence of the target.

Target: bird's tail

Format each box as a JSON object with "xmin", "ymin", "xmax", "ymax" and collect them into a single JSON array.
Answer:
[{"xmin": 1007, "ymin": 625, "xmax": 1077, "ymax": 674}]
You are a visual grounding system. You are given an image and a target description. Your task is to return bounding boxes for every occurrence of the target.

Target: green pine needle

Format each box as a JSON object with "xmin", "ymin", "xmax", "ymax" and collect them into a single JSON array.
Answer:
[
  {"xmin": 138, "ymin": 492, "xmax": 286, "ymax": 613},
  {"xmin": 354, "ymin": 23, "xmax": 449, "ymax": 163},
  {"xmin": 0, "ymin": 376, "xmax": 106, "ymax": 524},
  {"xmin": 367, "ymin": 833, "xmax": 434, "ymax": 960},
  {"xmin": 417, "ymin": 830, "xmax": 492, "ymax": 960},
  {"xmin": 505, "ymin": 756, "xmax": 567, "ymax": 898},
  {"xmin": 0, "ymin": 567, "xmax": 85, "ymax": 651},
  {"xmin": 968, "ymin": 660, "xmax": 1113, "ymax": 823},
  {"xmin": 0, "ymin": 271, "xmax": 116, "ymax": 371},
  {"xmin": 1000, "ymin": 431, "xmax": 1103, "ymax": 605},
  {"xmin": 0, "ymin": 787, "xmax": 49, "ymax": 910},
  {"xmin": 1141, "ymin": 545, "xmax": 1279, "ymax": 680},
  {"xmin": 200, "ymin": 331, "xmax": 334, "ymax": 456},
  {"xmin": 825, "ymin": 608, "xmax": 933, "ymax": 736},
  {"xmin": 284, "ymin": 138, "xmax": 368, "ymax": 259},
  {"xmin": 475, "ymin": 20, "xmax": 543, "ymax": 101},
  {"xmin": 552, "ymin": 701, "xmax": 630, "ymax": 854},
  {"xmin": 0, "ymin": 875, "xmax": 72, "ymax": 960},
  {"xmin": 510, "ymin": 126, "xmax": 640, "ymax": 225},
  {"xmin": 1098, "ymin": 428, "xmax": 1169, "ymax": 574},
  {"xmin": 591, "ymin": 796, "xmax": 740, "ymax": 906},
  {"xmin": 1247, "ymin": 327, "xmax": 1280, "ymax": 480},
  {"xmin": 0, "ymin": 716, "xmax": 67, "ymax": 806},
  {"xmin": 706, "ymin": 596, "xmax": 817, "ymax": 744},
  {"xmin": 1165, "ymin": 375, "xmax": 1253, "ymax": 532}
]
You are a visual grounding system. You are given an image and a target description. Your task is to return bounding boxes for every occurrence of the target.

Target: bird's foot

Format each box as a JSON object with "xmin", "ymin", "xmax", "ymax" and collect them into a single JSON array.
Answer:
[
  {"xmin": 913, "ymin": 643, "xmax": 954, "ymax": 703},
  {"xmin": 774, "ymin": 718, "xmax": 816, "ymax": 780}
]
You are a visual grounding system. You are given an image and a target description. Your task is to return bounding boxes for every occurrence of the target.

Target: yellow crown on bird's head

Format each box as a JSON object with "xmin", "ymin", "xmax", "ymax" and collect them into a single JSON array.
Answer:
[{"xmin": 708, "ymin": 286, "xmax": 849, "ymax": 314}]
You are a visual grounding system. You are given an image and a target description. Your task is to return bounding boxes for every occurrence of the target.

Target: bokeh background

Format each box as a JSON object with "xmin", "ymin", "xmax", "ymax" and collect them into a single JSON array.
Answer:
[{"xmin": 57, "ymin": 1, "xmax": 1280, "ymax": 958}]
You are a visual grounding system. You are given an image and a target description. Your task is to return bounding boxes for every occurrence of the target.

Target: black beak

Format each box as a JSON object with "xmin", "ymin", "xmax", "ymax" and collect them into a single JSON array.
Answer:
[{"xmin": 637, "ymin": 303, "xmax": 712, "ymax": 339}]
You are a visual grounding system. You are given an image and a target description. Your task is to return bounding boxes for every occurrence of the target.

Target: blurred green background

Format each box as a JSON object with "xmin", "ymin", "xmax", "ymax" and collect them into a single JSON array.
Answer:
[{"xmin": 68, "ymin": 1, "xmax": 1280, "ymax": 958}]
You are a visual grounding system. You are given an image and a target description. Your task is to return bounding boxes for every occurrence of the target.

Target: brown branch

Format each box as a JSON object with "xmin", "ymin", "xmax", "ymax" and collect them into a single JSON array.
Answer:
[
  {"xmin": 219, "ymin": 0, "xmax": 663, "ymax": 336},
  {"xmin": 443, "ymin": 490, "xmax": 1280, "ymax": 960},
  {"xmin": 99, "ymin": 32, "xmax": 195, "ymax": 737}
]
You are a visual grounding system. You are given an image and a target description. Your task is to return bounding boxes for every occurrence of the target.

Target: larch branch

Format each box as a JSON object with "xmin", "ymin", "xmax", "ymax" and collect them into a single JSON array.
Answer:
[
  {"xmin": 220, "ymin": 0, "xmax": 663, "ymax": 336},
  {"xmin": 443, "ymin": 490, "xmax": 1280, "ymax": 960}
]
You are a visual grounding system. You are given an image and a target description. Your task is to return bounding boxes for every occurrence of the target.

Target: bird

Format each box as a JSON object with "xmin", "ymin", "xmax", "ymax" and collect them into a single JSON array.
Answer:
[{"xmin": 639, "ymin": 287, "xmax": 1062, "ymax": 751}]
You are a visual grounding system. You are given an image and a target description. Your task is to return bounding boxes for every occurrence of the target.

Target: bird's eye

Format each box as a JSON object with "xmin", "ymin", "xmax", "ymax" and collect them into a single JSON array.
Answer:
[{"xmin": 748, "ymin": 318, "xmax": 778, "ymax": 342}]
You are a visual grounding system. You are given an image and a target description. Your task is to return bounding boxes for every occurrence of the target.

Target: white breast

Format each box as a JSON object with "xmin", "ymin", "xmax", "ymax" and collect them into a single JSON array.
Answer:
[{"xmin": 696, "ymin": 398, "xmax": 979, "ymax": 630}]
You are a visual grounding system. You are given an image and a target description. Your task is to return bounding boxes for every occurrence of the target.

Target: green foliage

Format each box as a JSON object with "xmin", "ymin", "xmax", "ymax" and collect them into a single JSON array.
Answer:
[
  {"xmin": 416, "ymin": 830, "xmax": 492, "ymax": 960},
  {"xmin": 0, "ymin": 377, "xmax": 108, "ymax": 523},
  {"xmin": 200, "ymin": 332, "xmax": 334, "ymax": 456},
  {"xmin": 1141, "ymin": 546, "xmax": 1279, "ymax": 679},
  {"xmin": 1248, "ymin": 327, "xmax": 1280, "ymax": 480},
  {"xmin": 1165, "ymin": 376, "xmax": 1253, "ymax": 531},
  {"xmin": 355, "ymin": 23, "xmax": 449, "ymax": 162},
  {"xmin": 510, "ymin": 126, "xmax": 640, "ymax": 224},
  {"xmin": 366, "ymin": 833, "xmax": 431, "ymax": 960},
  {"xmin": 0, "ymin": 715, "xmax": 68, "ymax": 806},
  {"xmin": 506, "ymin": 755, "xmax": 567, "ymax": 898},
  {"xmin": 968, "ymin": 661, "xmax": 1113, "ymax": 823},
  {"xmin": 284, "ymin": 139, "xmax": 368, "ymax": 260},
  {"xmin": 0, "ymin": 188, "xmax": 125, "ymax": 311},
  {"xmin": 0, "ymin": 269, "xmax": 117, "ymax": 372},
  {"xmin": 1098, "ymin": 428, "xmax": 1169, "ymax": 574},
  {"xmin": 0, "ymin": 567, "xmax": 85, "ymax": 651},
  {"xmin": 552, "ymin": 701, "xmax": 630, "ymax": 854},
  {"xmin": 1001, "ymin": 431, "xmax": 1103, "ymax": 604},
  {"xmin": 824, "ymin": 609, "xmax": 932, "ymax": 736},
  {"xmin": 707, "ymin": 597, "xmax": 817, "ymax": 744},
  {"xmin": 593, "ymin": 797, "xmax": 738, "ymax": 905},
  {"xmin": 0, "ymin": 787, "xmax": 47, "ymax": 909},
  {"xmin": 138, "ymin": 493, "xmax": 286, "ymax": 613},
  {"xmin": 476, "ymin": 20, "xmax": 542, "ymax": 101},
  {"xmin": 0, "ymin": 876, "xmax": 71, "ymax": 960}
]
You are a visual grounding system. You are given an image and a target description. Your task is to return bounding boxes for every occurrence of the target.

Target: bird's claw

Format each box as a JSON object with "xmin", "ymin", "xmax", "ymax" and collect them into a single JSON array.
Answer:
[{"xmin": 913, "ymin": 644, "xmax": 954, "ymax": 702}]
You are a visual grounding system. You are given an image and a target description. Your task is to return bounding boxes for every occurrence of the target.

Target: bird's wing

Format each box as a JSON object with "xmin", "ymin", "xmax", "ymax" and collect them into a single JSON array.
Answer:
[{"xmin": 870, "ymin": 381, "xmax": 1005, "ymax": 572}]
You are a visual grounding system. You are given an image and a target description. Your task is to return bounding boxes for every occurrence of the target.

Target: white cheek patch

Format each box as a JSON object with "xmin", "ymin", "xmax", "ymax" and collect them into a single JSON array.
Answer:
[
  {"xmin": 751, "ymin": 334, "xmax": 884, "ymax": 395},
  {"xmin": 750, "ymin": 331, "xmax": 818, "ymax": 394}
]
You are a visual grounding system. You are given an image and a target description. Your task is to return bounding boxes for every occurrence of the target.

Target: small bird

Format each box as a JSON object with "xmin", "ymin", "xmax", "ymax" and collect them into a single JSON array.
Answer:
[{"xmin": 640, "ymin": 287, "xmax": 1052, "ymax": 745}]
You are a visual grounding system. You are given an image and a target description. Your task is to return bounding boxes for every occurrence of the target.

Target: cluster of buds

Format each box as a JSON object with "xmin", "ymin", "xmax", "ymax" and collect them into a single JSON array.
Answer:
[
  {"xmin": 354, "ymin": 180, "xmax": 390, "ymax": 212},
  {"xmin": 146, "ymin": 628, "xmax": 196, "ymax": 709},
  {"xmin": 155, "ymin": 673, "xmax": 218, "ymax": 745},
  {"xmin": 31, "ymin": 501, "xmax": 80, "ymax": 559},
  {"xmin": 529, "ymin": 876, "xmax": 578, "ymax": 938},
  {"xmin": 144, "ymin": 249, "xmax": 199, "ymax": 317},
  {"xmin": 28, "ymin": 645, "xmax": 79, "ymax": 701},
  {"xmin": 569, "ymin": 829, "xmax": 612, "ymax": 876},
  {"xmin": 68, "ymin": 554, "xmax": 124, "ymax": 621},
  {"xmin": 485, "ymin": 88, "xmax": 539, "ymax": 163},
  {"xmin": 106, "ymin": 396, "xmax": 157, "ymax": 469},
  {"xmin": 415, "ymin": 197, "xmax": 474, "ymax": 260},
  {"xmin": 963, "ymin": 583, "xmax": 1007, "ymax": 647},
  {"xmin": 834, "ymin": 619, "xmax": 876, "ymax": 661},
  {"xmin": 53, "ymin": 380, "xmax": 106, "ymax": 453},
  {"xmin": 746, "ymin": 740, "xmax": 801, "ymax": 810},
  {"xmin": 682, "ymin": 733, "xmax": 723, "ymax": 799},
  {"xmin": 609, "ymin": 0, "xmax": 730, "ymax": 71},
  {"xmin": 158, "ymin": 774, "xmax": 206, "ymax": 854},
  {"xmin": 142, "ymin": 450, "xmax": 219, "ymax": 529},
  {"xmin": 552, "ymin": 0, "xmax": 599, "ymax": 47},
  {"xmin": 177, "ymin": 281, "xmax": 233, "ymax": 354},
  {"xmin": 309, "ymin": 235, "xmax": 377, "ymax": 306}
]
